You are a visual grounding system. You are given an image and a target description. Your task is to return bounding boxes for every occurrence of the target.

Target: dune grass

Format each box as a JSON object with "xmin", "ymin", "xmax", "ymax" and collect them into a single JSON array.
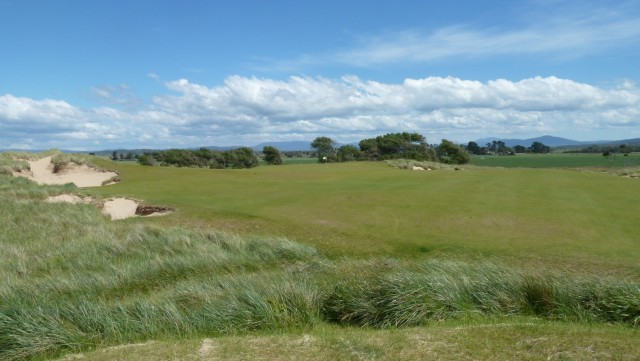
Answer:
[{"xmin": 1, "ymin": 154, "xmax": 639, "ymax": 360}]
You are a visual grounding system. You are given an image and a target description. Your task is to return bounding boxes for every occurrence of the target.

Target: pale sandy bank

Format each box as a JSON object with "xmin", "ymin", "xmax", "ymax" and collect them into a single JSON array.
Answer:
[{"xmin": 14, "ymin": 156, "xmax": 118, "ymax": 187}]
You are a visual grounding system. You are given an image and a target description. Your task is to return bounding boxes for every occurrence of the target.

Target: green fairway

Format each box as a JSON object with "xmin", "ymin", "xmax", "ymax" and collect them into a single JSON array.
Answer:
[
  {"xmin": 470, "ymin": 152, "xmax": 640, "ymax": 168},
  {"xmin": 89, "ymin": 160, "xmax": 640, "ymax": 273}
]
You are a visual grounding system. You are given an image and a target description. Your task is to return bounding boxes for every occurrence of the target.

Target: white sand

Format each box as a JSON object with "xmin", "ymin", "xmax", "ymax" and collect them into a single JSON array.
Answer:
[
  {"xmin": 102, "ymin": 198, "xmax": 139, "ymax": 220},
  {"xmin": 14, "ymin": 156, "xmax": 118, "ymax": 187}
]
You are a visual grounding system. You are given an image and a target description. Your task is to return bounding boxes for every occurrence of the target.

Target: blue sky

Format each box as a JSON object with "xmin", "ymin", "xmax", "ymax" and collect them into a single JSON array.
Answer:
[{"xmin": 1, "ymin": 0, "xmax": 639, "ymax": 150}]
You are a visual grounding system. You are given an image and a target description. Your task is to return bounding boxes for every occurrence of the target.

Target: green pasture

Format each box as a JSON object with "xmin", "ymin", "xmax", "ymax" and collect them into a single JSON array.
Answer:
[
  {"xmin": 470, "ymin": 152, "xmax": 639, "ymax": 168},
  {"xmin": 89, "ymin": 160, "xmax": 640, "ymax": 273}
]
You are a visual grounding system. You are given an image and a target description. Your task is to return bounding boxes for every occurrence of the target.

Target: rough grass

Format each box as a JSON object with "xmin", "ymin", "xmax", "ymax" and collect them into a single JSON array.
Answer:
[{"xmin": 56, "ymin": 321, "xmax": 640, "ymax": 361}]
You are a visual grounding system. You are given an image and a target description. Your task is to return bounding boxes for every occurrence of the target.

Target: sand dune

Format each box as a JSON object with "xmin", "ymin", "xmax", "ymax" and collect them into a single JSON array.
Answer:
[{"xmin": 14, "ymin": 156, "xmax": 118, "ymax": 187}]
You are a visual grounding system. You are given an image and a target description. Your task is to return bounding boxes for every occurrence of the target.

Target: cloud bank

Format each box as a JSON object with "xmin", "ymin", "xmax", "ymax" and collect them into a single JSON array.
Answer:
[{"xmin": 1, "ymin": 75, "xmax": 639, "ymax": 150}]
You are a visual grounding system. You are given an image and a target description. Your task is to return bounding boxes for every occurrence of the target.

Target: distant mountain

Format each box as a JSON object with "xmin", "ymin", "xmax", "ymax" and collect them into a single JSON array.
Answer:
[{"xmin": 474, "ymin": 135, "xmax": 625, "ymax": 148}]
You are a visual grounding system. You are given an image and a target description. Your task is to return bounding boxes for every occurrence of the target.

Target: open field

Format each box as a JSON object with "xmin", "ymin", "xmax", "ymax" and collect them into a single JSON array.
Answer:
[{"xmin": 1, "ymin": 153, "xmax": 639, "ymax": 360}]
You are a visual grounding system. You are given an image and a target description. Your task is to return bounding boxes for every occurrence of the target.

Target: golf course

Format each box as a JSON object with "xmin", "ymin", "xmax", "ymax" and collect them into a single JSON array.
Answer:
[{"xmin": 1, "ymin": 152, "xmax": 639, "ymax": 360}]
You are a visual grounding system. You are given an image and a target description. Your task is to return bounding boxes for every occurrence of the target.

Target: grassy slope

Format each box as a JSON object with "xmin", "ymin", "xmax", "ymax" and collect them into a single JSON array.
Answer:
[{"xmin": 89, "ymin": 160, "xmax": 640, "ymax": 274}]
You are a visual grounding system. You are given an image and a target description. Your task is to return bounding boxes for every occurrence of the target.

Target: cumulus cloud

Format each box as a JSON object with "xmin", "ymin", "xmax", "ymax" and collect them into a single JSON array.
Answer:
[{"xmin": 1, "ymin": 75, "xmax": 639, "ymax": 150}]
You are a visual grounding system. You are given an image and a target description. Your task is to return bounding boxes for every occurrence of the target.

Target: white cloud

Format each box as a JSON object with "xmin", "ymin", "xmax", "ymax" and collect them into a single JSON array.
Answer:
[{"xmin": 1, "ymin": 75, "xmax": 639, "ymax": 149}]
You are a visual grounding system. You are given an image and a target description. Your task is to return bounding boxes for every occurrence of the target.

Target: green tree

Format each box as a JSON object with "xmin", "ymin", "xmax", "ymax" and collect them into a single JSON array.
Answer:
[
  {"xmin": 513, "ymin": 145, "xmax": 527, "ymax": 153},
  {"xmin": 262, "ymin": 146, "xmax": 283, "ymax": 165},
  {"xmin": 137, "ymin": 154, "xmax": 155, "ymax": 166},
  {"xmin": 359, "ymin": 132, "xmax": 435, "ymax": 161},
  {"xmin": 529, "ymin": 142, "xmax": 550, "ymax": 154},
  {"xmin": 227, "ymin": 147, "xmax": 259, "ymax": 169},
  {"xmin": 437, "ymin": 139, "xmax": 470, "ymax": 164},
  {"xmin": 466, "ymin": 141, "xmax": 483, "ymax": 155},
  {"xmin": 311, "ymin": 136, "xmax": 336, "ymax": 163},
  {"xmin": 337, "ymin": 145, "xmax": 361, "ymax": 162}
]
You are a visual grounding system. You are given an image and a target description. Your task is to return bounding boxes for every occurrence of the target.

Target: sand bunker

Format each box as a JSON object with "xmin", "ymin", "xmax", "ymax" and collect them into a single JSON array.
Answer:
[
  {"xmin": 14, "ymin": 156, "xmax": 118, "ymax": 187},
  {"xmin": 103, "ymin": 198, "xmax": 139, "ymax": 220},
  {"xmin": 45, "ymin": 194, "xmax": 173, "ymax": 220},
  {"xmin": 102, "ymin": 199, "xmax": 174, "ymax": 220}
]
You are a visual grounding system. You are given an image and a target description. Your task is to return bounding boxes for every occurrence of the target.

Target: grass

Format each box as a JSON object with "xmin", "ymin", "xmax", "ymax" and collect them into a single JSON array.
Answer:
[
  {"xmin": 88, "ymin": 159, "xmax": 640, "ymax": 275},
  {"xmin": 470, "ymin": 152, "xmax": 640, "ymax": 168},
  {"xmin": 1, "ymin": 153, "xmax": 639, "ymax": 360},
  {"xmin": 53, "ymin": 321, "xmax": 640, "ymax": 361}
]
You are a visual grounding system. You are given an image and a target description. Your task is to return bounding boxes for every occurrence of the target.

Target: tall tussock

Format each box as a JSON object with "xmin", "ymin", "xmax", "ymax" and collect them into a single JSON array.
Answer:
[{"xmin": 321, "ymin": 260, "xmax": 640, "ymax": 327}]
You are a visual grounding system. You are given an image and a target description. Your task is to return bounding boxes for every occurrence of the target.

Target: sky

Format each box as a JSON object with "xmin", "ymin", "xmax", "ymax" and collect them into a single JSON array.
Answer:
[{"xmin": 1, "ymin": 0, "xmax": 639, "ymax": 150}]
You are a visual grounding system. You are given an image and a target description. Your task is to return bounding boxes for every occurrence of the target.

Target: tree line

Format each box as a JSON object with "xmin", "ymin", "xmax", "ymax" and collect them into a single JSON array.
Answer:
[
  {"xmin": 311, "ymin": 132, "xmax": 471, "ymax": 165},
  {"xmin": 136, "ymin": 132, "xmax": 480, "ymax": 169}
]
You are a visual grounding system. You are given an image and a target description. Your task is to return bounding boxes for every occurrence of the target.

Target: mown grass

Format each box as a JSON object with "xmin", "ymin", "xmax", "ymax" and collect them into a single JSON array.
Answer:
[
  {"xmin": 2, "ymin": 153, "xmax": 639, "ymax": 360},
  {"xmin": 470, "ymin": 152, "xmax": 640, "ymax": 168},
  {"xmin": 89, "ymin": 158, "xmax": 640, "ymax": 275}
]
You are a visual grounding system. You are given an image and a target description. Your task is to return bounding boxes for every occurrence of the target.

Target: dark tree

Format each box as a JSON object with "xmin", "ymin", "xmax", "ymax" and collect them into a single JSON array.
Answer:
[
  {"xmin": 311, "ymin": 136, "xmax": 337, "ymax": 163},
  {"xmin": 262, "ymin": 146, "xmax": 283, "ymax": 165},
  {"xmin": 358, "ymin": 132, "xmax": 435, "ymax": 161},
  {"xmin": 513, "ymin": 145, "xmax": 527, "ymax": 153},
  {"xmin": 437, "ymin": 139, "xmax": 470, "ymax": 164},
  {"xmin": 337, "ymin": 145, "xmax": 361, "ymax": 162},
  {"xmin": 529, "ymin": 141, "xmax": 551, "ymax": 154},
  {"xmin": 466, "ymin": 141, "xmax": 483, "ymax": 155}
]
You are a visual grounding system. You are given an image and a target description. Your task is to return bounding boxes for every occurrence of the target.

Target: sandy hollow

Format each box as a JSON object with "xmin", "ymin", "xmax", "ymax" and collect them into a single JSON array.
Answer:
[
  {"xmin": 14, "ymin": 156, "xmax": 118, "ymax": 188},
  {"xmin": 102, "ymin": 198, "xmax": 139, "ymax": 220}
]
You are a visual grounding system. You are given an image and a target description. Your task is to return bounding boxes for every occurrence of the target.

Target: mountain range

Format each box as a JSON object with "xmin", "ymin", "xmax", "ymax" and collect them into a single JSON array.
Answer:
[{"xmin": 474, "ymin": 135, "xmax": 640, "ymax": 148}]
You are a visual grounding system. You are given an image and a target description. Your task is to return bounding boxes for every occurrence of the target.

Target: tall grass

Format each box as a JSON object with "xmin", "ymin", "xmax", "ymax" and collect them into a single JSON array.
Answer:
[
  {"xmin": 320, "ymin": 259, "xmax": 640, "ymax": 327},
  {"xmin": 1, "ymin": 157, "xmax": 639, "ymax": 360}
]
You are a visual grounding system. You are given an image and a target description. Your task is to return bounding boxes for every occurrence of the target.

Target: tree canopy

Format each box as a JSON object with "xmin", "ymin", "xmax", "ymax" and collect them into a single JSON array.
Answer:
[
  {"xmin": 311, "ymin": 136, "xmax": 337, "ymax": 163},
  {"xmin": 359, "ymin": 132, "xmax": 436, "ymax": 161},
  {"xmin": 262, "ymin": 146, "xmax": 283, "ymax": 165},
  {"xmin": 437, "ymin": 139, "xmax": 470, "ymax": 164}
]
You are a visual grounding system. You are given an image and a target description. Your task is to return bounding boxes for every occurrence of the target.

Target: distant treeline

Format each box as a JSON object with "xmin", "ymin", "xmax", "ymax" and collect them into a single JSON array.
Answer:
[
  {"xmin": 137, "ymin": 132, "xmax": 475, "ymax": 168},
  {"xmin": 311, "ymin": 132, "xmax": 470, "ymax": 165}
]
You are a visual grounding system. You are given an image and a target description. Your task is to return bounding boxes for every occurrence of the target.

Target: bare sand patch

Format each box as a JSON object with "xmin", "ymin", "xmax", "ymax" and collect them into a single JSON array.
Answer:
[
  {"xmin": 14, "ymin": 156, "xmax": 118, "ymax": 187},
  {"xmin": 102, "ymin": 198, "xmax": 139, "ymax": 220},
  {"xmin": 45, "ymin": 194, "xmax": 89, "ymax": 204},
  {"xmin": 102, "ymin": 198, "xmax": 175, "ymax": 220}
]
